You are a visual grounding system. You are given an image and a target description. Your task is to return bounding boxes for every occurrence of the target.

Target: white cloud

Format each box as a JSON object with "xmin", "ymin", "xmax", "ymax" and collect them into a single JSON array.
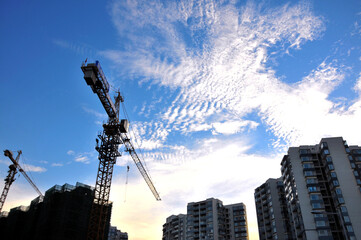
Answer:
[
  {"xmin": 67, "ymin": 150, "xmax": 75, "ymax": 155},
  {"xmin": 110, "ymin": 137, "xmax": 281, "ymax": 240},
  {"xmin": 21, "ymin": 164, "xmax": 47, "ymax": 173},
  {"xmin": 102, "ymin": 0, "xmax": 330, "ymax": 147},
  {"xmin": 51, "ymin": 163, "xmax": 64, "ymax": 167},
  {"xmin": 354, "ymin": 73, "xmax": 361, "ymax": 93},
  {"xmin": 212, "ymin": 120, "xmax": 258, "ymax": 135},
  {"xmin": 82, "ymin": 106, "xmax": 108, "ymax": 122},
  {"xmin": 75, "ymin": 155, "xmax": 90, "ymax": 164},
  {"xmin": 106, "ymin": 0, "xmax": 361, "ymax": 151},
  {"xmin": 68, "ymin": 150, "xmax": 95, "ymax": 164}
]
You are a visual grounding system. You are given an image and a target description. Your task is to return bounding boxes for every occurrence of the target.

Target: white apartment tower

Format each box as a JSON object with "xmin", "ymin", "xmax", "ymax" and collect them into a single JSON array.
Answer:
[
  {"xmin": 281, "ymin": 137, "xmax": 361, "ymax": 240},
  {"xmin": 163, "ymin": 198, "xmax": 248, "ymax": 240}
]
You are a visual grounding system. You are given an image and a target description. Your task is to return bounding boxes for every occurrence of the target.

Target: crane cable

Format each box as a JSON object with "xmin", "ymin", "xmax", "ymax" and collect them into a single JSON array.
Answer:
[
  {"xmin": 20, "ymin": 154, "xmax": 42, "ymax": 192},
  {"xmin": 109, "ymin": 86, "xmax": 155, "ymax": 198},
  {"xmin": 124, "ymin": 165, "xmax": 129, "ymax": 203},
  {"xmin": 120, "ymin": 95, "xmax": 152, "ymax": 179}
]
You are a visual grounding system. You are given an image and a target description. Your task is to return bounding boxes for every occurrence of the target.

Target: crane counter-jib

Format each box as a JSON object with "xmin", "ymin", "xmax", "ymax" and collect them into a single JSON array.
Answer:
[{"xmin": 81, "ymin": 61, "xmax": 110, "ymax": 93}]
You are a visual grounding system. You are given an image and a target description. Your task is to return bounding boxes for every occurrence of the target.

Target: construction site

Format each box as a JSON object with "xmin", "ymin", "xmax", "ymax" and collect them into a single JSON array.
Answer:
[{"xmin": 0, "ymin": 61, "xmax": 161, "ymax": 240}]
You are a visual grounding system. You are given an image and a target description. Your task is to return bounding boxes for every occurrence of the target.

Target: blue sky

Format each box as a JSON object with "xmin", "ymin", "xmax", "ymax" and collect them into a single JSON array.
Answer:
[{"xmin": 1, "ymin": 0, "xmax": 361, "ymax": 239}]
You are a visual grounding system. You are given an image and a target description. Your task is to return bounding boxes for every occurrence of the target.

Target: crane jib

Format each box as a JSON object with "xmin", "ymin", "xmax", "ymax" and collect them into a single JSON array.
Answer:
[
  {"xmin": 81, "ymin": 62, "xmax": 117, "ymax": 119},
  {"xmin": 81, "ymin": 60, "xmax": 161, "ymax": 202}
]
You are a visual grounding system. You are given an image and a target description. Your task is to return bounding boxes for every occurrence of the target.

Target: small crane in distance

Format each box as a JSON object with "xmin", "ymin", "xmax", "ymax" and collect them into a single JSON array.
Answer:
[
  {"xmin": 0, "ymin": 150, "xmax": 43, "ymax": 212},
  {"xmin": 81, "ymin": 61, "xmax": 161, "ymax": 240}
]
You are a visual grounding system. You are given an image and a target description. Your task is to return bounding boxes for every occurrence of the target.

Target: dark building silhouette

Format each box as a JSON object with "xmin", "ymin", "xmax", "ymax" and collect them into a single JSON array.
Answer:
[
  {"xmin": 108, "ymin": 226, "xmax": 128, "ymax": 240},
  {"xmin": 0, "ymin": 182, "xmax": 112, "ymax": 240},
  {"xmin": 162, "ymin": 214, "xmax": 187, "ymax": 240}
]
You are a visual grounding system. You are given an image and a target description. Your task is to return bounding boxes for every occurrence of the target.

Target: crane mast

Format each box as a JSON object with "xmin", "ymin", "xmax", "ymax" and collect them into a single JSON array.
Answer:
[
  {"xmin": 0, "ymin": 150, "xmax": 43, "ymax": 213},
  {"xmin": 81, "ymin": 61, "xmax": 160, "ymax": 240}
]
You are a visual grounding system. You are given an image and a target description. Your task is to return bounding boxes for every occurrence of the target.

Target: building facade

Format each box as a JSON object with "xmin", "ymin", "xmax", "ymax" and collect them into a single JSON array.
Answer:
[
  {"xmin": 225, "ymin": 203, "xmax": 249, "ymax": 240},
  {"xmin": 163, "ymin": 198, "xmax": 248, "ymax": 240},
  {"xmin": 281, "ymin": 137, "xmax": 361, "ymax": 240},
  {"xmin": 0, "ymin": 182, "xmax": 114, "ymax": 240},
  {"xmin": 254, "ymin": 178, "xmax": 293, "ymax": 240},
  {"xmin": 109, "ymin": 226, "xmax": 128, "ymax": 240},
  {"xmin": 162, "ymin": 214, "xmax": 187, "ymax": 240}
]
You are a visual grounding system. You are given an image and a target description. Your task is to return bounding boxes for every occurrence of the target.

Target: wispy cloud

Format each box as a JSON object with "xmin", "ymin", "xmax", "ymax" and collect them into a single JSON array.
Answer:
[
  {"xmin": 0, "ymin": 158, "xmax": 46, "ymax": 173},
  {"xmin": 111, "ymin": 137, "xmax": 281, "ymax": 239},
  {"xmin": 82, "ymin": 106, "xmax": 108, "ymax": 121},
  {"xmin": 103, "ymin": 0, "xmax": 361, "ymax": 151},
  {"xmin": 22, "ymin": 164, "xmax": 47, "ymax": 173},
  {"xmin": 53, "ymin": 39, "xmax": 97, "ymax": 57},
  {"xmin": 67, "ymin": 149, "xmax": 94, "ymax": 164},
  {"xmin": 51, "ymin": 163, "xmax": 64, "ymax": 167},
  {"xmin": 75, "ymin": 155, "xmax": 90, "ymax": 164},
  {"xmin": 67, "ymin": 150, "xmax": 75, "ymax": 156}
]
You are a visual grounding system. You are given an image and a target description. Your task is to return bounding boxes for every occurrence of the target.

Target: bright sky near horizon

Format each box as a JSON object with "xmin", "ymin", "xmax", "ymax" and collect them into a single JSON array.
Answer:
[{"xmin": 1, "ymin": 0, "xmax": 361, "ymax": 239}]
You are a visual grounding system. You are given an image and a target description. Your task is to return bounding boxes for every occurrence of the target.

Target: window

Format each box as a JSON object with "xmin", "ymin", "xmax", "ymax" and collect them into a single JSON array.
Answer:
[
  {"xmin": 312, "ymin": 203, "xmax": 322, "ymax": 209},
  {"xmin": 303, "ymin": 163, "xmax": 314, "ymax": 169},
  {"xmin": 351, "ymin": 163, "xmax": 356, "ymax": 168},
  {"xmin": 333, "ymin": 180, "xmax": 339, "ymax": 186},
  {"xmin": 328, "ymin": 164, "xmax": 334, "ymax": 170},
  {"xmin": 331, "ymin": 172, "xmax": 337, "ymax": 178},
  {"xmin": 343, "ymin": 216, "xmax": 350, "ymax": 223},
  {"xmin": 305, "ymin": 171, "xmax": 315, "ymax": 177},
  {"xmin": 335, "ymin": 188, "xmax": 342, "ymax": 195},
  {"xmin": 326, "ymin": 156, "xmax": 333, "ymax": 162},
  {"xmin": 348, "ymin": 155, "xmax": 353, "ymax": 161},
  {"xmin": 318, "ymin": 230, "xmax": 330, "ymax": 236},
  {"xmin": 341, "ymin": 206, "xmax": 348, "ymax": 213},
  {"xmin": 310, "ymin": 194, "xmax": 321, "ymax": 200},
  {"xmin": 357, "ymin": 179, "xmax": 361, "ymax": 185},
  {"xmin": 300, "ymin": 149, "xmax": 310, "ymax": 154},
  {"xmin": 346, "ymin": 225, "xmax": 354, "ymax": 233},
  {"xmin": 316, "ymin": 221, "xmax": 326, "ymax": 227},
  {"xmin": 301, "ymin": 156, "xmax": 311, "ymax": 162},
  {"xmin": 306, "ymin": 178, "xmax": 317, "ymax": 184},
  {"xmin": 323, "ymin": 149, "xmax": 330, "ymax": 154},
  {"xmin": 321, "ymin": 142, "xmax": 328, "ymax": 149},
  {"xmin": 308, "ymin": 186, "xmax": 318, "ymax": 192},
  {"xmin": 270, "ymin": 207, "xmax": 274, "ymax": 213},
  {"xmin": 354, "ymin": 171, "xmax": 359, "ymax": 177},
  {"xmin": 338, "ymin": 197, "xmax": 345, "ymax": 204}
]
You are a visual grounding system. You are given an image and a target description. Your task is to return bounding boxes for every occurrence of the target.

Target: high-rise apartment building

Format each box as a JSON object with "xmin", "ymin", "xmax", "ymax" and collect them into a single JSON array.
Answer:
[
  {"xmin": 281, "ymin": 137, "xmax": 361, "ymax": 240},
  {"xmin": 162, "ymin": 214, "xmax": 187, "ymax": 240},
  {"xmin": 225, "ymin": 203, "xmax": 249, "ymax": 240},
  {"xmin": 163, "ymin": 198, "xmax": 248, "ymax": 240},
  {"xmin": 254, "ymin": 178, "xmax": 293, "ymax": 240},
  {"xmin": 0, "ymin": 182, "xmax": 113, "ymax": 240},
  {"xmin": 109, "ymin": 226, "xmax": 128, "ymax": 240},
  {"xmin": 186, "ymin": 198, "xmax": 229, "ymax": 240}
]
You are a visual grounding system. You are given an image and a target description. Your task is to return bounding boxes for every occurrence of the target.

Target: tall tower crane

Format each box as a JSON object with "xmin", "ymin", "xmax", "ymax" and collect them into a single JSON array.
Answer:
[
  {"xmin": 0, "ymin": 150, "xmax": 43, "ymax": 212},
  {"xmin": 81, "ymin": 61, "xmax": 161, "ymax": 240}
]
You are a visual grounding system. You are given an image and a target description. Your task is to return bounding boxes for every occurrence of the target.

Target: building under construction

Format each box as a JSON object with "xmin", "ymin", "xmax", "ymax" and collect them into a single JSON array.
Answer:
[{"xmin": 0, "ymin": 182, "xmax": 113, "ymax": 240}]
